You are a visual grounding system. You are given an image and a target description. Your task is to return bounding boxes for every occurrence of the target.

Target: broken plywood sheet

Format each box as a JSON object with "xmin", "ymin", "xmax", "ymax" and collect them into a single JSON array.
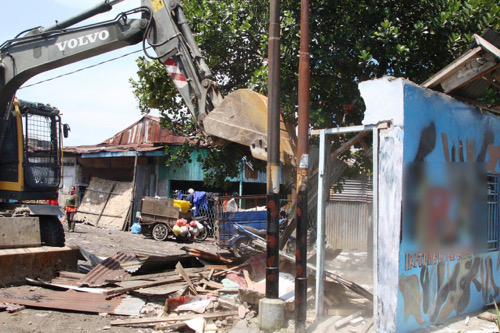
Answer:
[
  {"xmin": 75, "ymin": 177, "xmax": 133, "ymax": 230},
  {"xmin": 75, "ymin": 177, "xmax": 114, "ymax": 225},
  {"xmin": 0, "ymin": 289, "xmax": 144, "ymax": 316},
  {"xmin": 99, "ymin": 180, "xmax": 133, "ymax": 230}
]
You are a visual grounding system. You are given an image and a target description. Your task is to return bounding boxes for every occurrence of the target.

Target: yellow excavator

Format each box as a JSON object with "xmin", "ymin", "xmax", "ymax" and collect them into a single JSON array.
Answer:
[{"xmin": 0, "ymin": 0, "xmax": 295, "ymax": 248}]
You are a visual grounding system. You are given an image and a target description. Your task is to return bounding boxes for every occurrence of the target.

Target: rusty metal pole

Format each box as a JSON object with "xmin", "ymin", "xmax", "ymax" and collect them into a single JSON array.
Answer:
[
  {"xmin": 295, "ymin": 0, "xmax": 310, "ymax": 331},
  {"xmin": 266, "ymin": 0, "xmax": 281, "ymax": 300}
]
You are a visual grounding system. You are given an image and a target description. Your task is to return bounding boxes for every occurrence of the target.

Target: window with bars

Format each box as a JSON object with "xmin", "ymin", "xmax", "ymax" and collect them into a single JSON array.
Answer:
[
  {"xmin": 22, "ymin": 110, "xmax": 61, "ymax": 189},
  {"xmin": 487, "ymin": 174, "xmax": 499, "ymax": 251}
]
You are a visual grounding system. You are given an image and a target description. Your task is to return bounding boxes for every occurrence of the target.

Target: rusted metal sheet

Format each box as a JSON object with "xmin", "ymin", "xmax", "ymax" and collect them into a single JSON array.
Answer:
[
  {"xmin": 103, "ymin": 115, "xmax": 187, "ymax": 146},
  {"xmin": 64, "ymin": 115, "xmax": 190, "ymax": 155},
  {"xmin": 78, "ymin": 252, "xmax": 139, "ymax": 287},
  {"xmin": 0, "ymin": 289, "xmax": 144, "ymax": 315},
  {"xmin": 64, "ymin": 143, "xmax": 164, "ymax": 154},
  {"xmin": 0, "ymin": 247, "xmax": 79, "ymax": 286}
]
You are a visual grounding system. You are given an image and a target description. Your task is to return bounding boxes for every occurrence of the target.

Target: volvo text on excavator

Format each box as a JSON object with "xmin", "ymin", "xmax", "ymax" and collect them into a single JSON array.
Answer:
[{"xmin": 0, "ymin": 0, "xmax": 295, "ymax": 248}]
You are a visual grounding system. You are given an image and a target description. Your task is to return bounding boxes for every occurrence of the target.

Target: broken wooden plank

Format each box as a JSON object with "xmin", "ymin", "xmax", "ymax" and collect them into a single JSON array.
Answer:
[
  {"xmin": 111, "ymin": 310, "xmax": 238, "ymax": 326},
  {"xmin": 105, "ymin": 275, "xmax": 186, "ymax": 296},
  {"xmin": 204, "ymin": 265, "xmax": 229, "ymax": 271},
  {"xmin": 200, "ymin": 279, "xmax": 224, "ymax": 290},
  {"xmin": 212, "ymin": 261, "xmax": 250, "ymax": 277},
  {"xmin": 207, "ymin": 269, "xmax": 215, "ymax": 281},
  {"xmin": 171, "ymin": 286, "xmax": 189, "ymax": 299},
  {"xmin": 181, "ymin": 246, "xmax": 233, "ymax": 264},
  {"xmin": 155, "ymin": 322, "xmax": 187, "ymax": 330},
  {"xmin": 176, "ymin": 262, "xmax": 198, "ymax": 295},
  {"xmin": 131, "ymin": 282, "xmax": 189, "ymax": 297},
  {"xmin": 334, "ymin": 311, "xmax": 361, "ymax": 329},
  {"xmin": 111, "ymin": 267, "xmax": 206, "ymax": 283},
  {"xmin": 243, "ymin": 269, "xmax": 253, "ymax": 288}
]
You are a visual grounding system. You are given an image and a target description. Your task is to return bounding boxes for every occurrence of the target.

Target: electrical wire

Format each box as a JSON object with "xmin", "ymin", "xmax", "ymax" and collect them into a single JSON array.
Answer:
[{"xmin": 19, "ymin": 46, "xmax": 151, "ymax": 89}]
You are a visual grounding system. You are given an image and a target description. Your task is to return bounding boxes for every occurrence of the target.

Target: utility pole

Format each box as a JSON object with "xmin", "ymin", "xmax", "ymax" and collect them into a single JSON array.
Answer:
[
  {"xmin": 295, "ymin": 0, "xmax": 311, "ymax": 332},
  {"xmin": 258, "ymin": 0, "xmax": 285, "ymax": 330}
]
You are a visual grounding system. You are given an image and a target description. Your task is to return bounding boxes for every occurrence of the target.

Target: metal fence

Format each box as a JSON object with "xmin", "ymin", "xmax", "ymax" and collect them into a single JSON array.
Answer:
[
  {"xmin": 325, "ymin": 201, "xmax": 372, "ymax": 251},
  {"xmin": 175, "ymin": 194, "xmax": 271, "ymax": 238}
]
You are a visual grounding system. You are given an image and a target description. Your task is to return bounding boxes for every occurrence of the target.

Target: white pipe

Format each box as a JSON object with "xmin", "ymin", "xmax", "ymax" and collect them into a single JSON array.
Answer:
[
  {"xmin": 372, "ymin": 126, "xmax": 379, "ymax": 326},
  {"xmin": 315, "ymin": 129, "xmax": 327, "ymax": 317}
]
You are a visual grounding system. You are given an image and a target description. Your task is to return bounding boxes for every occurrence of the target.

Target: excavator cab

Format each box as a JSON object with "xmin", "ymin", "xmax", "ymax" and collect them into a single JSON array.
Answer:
[{"xmin": 0, "ymin": 99, "xmax": 63, "ymax": 201}]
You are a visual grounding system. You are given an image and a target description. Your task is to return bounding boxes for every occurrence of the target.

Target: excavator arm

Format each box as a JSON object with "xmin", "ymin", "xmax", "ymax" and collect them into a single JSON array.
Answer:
[{"xmin": 0, "ymin": 0, "xmax": 295, "ymax": 164}]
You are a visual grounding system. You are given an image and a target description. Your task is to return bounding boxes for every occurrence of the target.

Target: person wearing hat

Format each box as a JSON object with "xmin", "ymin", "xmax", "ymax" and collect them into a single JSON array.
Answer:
[{"xmin": 186, "ymin": 188, "xmax": 195, "ymax": 204}]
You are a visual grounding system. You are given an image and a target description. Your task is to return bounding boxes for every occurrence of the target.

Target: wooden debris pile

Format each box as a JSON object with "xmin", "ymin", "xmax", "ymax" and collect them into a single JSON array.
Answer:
[
  {"xmin": 0, "ymin": 246, "xmax": 273, "ymax": 332},
  {"xmin": 0, "ymin": 243, "xmax": 377, "ymax": 332}
]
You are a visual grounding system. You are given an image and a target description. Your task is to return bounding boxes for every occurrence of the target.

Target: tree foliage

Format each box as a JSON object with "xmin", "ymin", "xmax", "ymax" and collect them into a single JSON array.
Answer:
[{"xmin": 131, "ymin": 0, "xmax": 500, "ymax": 187}]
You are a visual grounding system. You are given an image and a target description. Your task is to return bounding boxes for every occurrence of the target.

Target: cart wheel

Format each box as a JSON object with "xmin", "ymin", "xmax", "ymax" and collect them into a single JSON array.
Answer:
[
  {"xmin": 152, "ymin": 223, "xmax": 169, "ymax": 241},
  {"xmin": 196, "ymin": 226, "xmax": 209, "ymax": 241},
  {"xmin": 232, "ymin": 237, "xmax": 254, "ymax": 258}
]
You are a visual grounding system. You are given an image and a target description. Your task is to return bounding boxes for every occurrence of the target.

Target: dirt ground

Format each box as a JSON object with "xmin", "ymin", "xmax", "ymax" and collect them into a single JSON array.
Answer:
[
  {"xmin": 0, "ymin": 222, "xmax": 229, "ymax": 333},
  {"xmin": 0, "ymin": 222, "xmax": 499, "ymax": 332}
]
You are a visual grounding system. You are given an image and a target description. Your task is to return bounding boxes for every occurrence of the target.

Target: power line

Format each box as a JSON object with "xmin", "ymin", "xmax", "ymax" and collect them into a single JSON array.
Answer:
[{"xmin": 20, "ymin": 47, "xmax": 150, "ymax": 89}]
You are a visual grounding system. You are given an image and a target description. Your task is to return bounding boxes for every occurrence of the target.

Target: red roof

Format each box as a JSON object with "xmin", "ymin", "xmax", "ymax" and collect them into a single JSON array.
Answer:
[{"xmin": 64, "ymin": 115, "xmax": 190, "ymax": 154}]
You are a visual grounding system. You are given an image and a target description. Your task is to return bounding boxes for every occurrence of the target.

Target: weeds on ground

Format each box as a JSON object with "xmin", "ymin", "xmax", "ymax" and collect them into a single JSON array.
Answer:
[{"xmin": 494, "ymin": 300, "xmax": 500, "ymax": 330}]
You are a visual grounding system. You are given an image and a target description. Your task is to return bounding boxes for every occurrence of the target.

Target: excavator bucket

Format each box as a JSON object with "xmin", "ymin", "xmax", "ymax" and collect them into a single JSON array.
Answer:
[{"xmin": 203, "ymin": 89, "xmax": 296, "ymax": 165}]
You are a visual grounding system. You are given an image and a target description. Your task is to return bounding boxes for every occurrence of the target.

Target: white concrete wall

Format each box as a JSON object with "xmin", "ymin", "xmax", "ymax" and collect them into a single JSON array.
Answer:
[
  {"xmin": 360, "ymin": 77, "xmax": 405, "ymax": 332},
  {"xmin": 377, "ymin": 127, "xmax": 403, "ymax": 332}
]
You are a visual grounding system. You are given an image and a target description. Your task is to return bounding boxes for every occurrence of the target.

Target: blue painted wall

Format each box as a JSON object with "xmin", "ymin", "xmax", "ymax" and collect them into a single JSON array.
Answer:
[
  {"xmin": 158, "ymin": 148, "xmax": 290, "ymax": 184},
  {"xmin": 397, "ymin": 84, "xmax": 500, "ymax": 331}
]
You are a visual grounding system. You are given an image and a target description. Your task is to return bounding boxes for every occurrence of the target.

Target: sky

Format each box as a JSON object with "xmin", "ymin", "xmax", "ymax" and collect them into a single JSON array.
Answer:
[{"xmin": 0, "ymin": 0, "xmax": 161, "ymax": 146}]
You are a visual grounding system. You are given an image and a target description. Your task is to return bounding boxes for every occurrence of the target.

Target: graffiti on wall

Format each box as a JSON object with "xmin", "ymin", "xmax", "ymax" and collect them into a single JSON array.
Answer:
[
  {"xmin": 399, "ymin": 254, "xmax": 500, "ymax": 325},
  {"xmin": 399, "ymin": 101, "xmax": 500, "ymax": 329},
  {"xmin": 404, "ymin": 251, "xmax": 471, "ymax": 271}
]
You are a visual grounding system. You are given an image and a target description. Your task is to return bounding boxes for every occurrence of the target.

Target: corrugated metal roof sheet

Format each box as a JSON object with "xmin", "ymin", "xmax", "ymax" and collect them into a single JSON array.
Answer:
[
  {"xmin": 78, "ymin": 252, "xmax": 140, "ymax": 287},
  {"xmin": 331, "ymin": 176, "xmax": 373, "ymax": 202},
  {"xmin": 64, "ymin": 115, "xmax": 190, "ymax": 154},
  {"xmin": 103, "ymin": 115, "xmax": 187, "ymax": 146},
  {"xmin": 0, "ymin": 289, "xmax": 144, "ymax": 315}
]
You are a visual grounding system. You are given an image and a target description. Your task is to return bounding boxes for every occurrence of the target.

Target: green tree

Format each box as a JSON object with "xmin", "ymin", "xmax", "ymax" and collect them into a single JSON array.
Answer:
[{"xmin": 131, "ymin": 0, "xmax": 500, "ymax": 187}]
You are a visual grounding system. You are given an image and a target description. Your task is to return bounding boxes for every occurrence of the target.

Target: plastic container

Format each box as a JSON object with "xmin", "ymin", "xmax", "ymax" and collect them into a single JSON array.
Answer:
[
  {"xmin": 179, "ymin": 225, "xmax": 189, "ymax": 237},
  {"xmin": 174, "ymin": 199, "xmax": 192, "ymax": 213},
  {"xmin": 176, "ymin": 218, "xmax": 187, "ymax": 227},
  {"xmin": 173, "ymin": 225, "xmax": 181, "ymax": 236}
]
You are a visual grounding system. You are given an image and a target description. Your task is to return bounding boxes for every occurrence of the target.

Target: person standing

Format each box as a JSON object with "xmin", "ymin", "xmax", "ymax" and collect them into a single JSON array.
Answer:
[
  {"xmin": 186, "ymin": 188, "xmax": 195, "ymax": 204},
  {"xmin": 65, "ymin": 186, "xmax": 78, "ymax": 232}
]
